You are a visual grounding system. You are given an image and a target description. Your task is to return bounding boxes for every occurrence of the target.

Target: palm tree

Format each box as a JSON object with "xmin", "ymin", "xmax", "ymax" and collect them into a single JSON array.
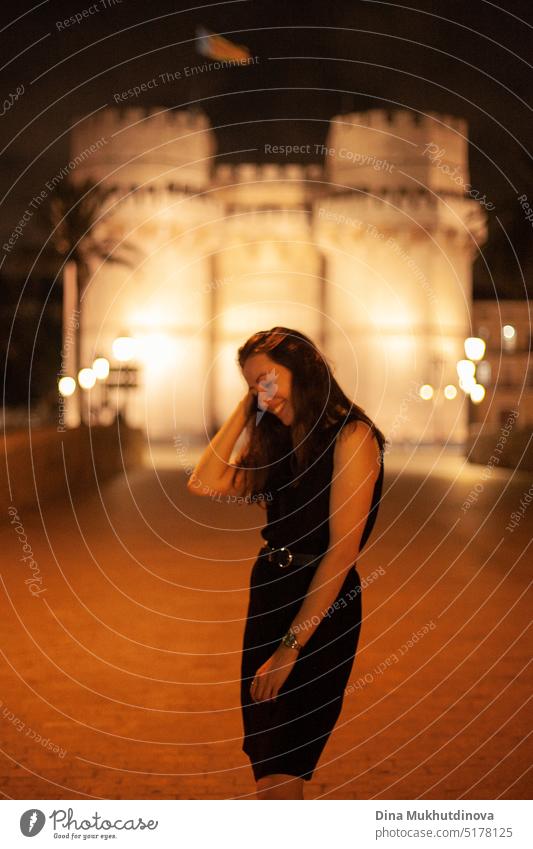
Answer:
[{"xmin": 46, "ymin": 177, "xmax": 139, "ymax": 419}]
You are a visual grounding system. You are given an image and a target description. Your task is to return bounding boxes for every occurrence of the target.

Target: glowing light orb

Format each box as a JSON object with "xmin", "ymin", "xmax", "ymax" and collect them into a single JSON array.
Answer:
[
  {"xmin": 456, "ymin": 359, "xmax": 476, "ymax": 380},
  {"xmin": 464, "ymin": 337, "xmax": 486, "ymax": 361},
  {"xmin": 459, "ymin": 375, "xmax": 476, "ymax": 392},
  {"xmin": 444, "ymin": 384, "xmax": 457, "ymax": 399},
  {"xmin": 470, "ymin": 384, "xmax": 486, "ymax": 403},
  {"xmin": 78, "ymin": 368, "xmax": 96, "ymax": 389},
  {"xmin": 419, "ymin": 384, "xmax": 434, "ymax": 400},
  {"xmin": 92, "ymin": 357, "xmax": 110, "ymax": 380},
  {"xmin": 58, "ymin": 376, "xmax": 76, "ymax": 397},
  {"xmin": 112, "ymin": 336, "xmax": 137, "ymax": 362}
]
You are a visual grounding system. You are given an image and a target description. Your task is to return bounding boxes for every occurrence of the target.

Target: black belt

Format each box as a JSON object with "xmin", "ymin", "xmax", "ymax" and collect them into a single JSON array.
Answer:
[{"xmin": 259, "ymin": 544, "xmax": 322, "ymax": 569}]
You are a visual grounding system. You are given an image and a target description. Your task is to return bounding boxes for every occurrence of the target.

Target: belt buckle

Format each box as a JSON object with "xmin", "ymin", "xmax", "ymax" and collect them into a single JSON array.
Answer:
[{"xmin": 274, "ymin": 546, "xmax": 293, "ymax": 568}]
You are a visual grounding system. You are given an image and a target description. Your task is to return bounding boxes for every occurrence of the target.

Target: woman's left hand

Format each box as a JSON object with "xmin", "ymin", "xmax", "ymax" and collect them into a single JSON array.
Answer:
[{"xmin": 251, "ymin": 645, "xmax": 299, "ymax": 702}]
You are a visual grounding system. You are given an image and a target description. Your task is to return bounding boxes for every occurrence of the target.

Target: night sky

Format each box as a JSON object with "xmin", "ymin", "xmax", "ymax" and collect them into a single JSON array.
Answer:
[{"xmin": 1, "ymin": 0, "xmax": 532, "ymax": 297}]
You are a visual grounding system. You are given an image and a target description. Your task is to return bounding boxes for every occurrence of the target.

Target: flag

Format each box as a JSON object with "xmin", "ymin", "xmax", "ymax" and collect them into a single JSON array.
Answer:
[{"xmin": 195, "ymin": 26, "xmax": 251, "ymax": 62}]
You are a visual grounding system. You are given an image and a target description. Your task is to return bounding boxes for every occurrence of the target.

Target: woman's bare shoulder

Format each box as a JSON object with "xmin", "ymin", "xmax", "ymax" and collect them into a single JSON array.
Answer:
[
  {"xmin": 334, "ymin": 419, "xmax": 382, "ymax": 467},
  {"xmin": 336, "ymin": 419, "xmax": 375, "ymax": 442}
]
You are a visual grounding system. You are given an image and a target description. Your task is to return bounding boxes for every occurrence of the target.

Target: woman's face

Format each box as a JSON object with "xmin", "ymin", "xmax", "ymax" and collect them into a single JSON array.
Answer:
[{"xmin": 242, "ymin": 353, "xmax": 294, "ymax": 425}]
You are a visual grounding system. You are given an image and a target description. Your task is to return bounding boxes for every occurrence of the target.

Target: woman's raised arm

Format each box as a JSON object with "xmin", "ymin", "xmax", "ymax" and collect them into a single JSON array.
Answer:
[{"xmin": 186, "ymin": 391, "xmax": 255, "ymax": 498}]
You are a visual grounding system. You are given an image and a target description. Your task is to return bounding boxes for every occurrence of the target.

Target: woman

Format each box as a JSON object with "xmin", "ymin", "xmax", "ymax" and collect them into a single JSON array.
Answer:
[{"xmin": 188, "ymin": 327, "xmax": 386, "ymax": 799}]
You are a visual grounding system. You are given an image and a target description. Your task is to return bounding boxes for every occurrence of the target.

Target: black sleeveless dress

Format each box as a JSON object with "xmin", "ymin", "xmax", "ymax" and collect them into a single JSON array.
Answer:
[{"xmin": 240, "ymin": 419, "xmax": 385, "ymax": 782}]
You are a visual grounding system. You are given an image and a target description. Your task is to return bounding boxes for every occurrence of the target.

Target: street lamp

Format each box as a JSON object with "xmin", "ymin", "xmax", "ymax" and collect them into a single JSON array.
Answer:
[
  {"xmin": 418, "ymin": 384, "xmax": 434, "ymax": 400},
  {"xmin": 112, "ymin": 335, "xmax": 138, "ymax": 362},
  {"xmin": 444, "ymin": 384, "xmax": 457, "ymax": 399},
  {"xmin": 470, "ymin": 384, "xmax": 486, "ymax": 404},
  {"xmin": 459, "ymin": 375, "xmax": 477, "ymax": 393},
  {"xmin": 502, "ymin": 324, "xmax": 516, "ymax": 352},
  {"xmin": 58, "ymin": 376, "xmax": 76, "ymax": 397},
  {"xmin": 457, "ymin": 359, "xmax": 476, "ymax": 381},
  {"xmin": 77, "ymin": 368, "xmax": 97, "ymax": 422},
  {"xmin": 78, "ymin": 367, "xmax": 96, "ymax": 390},
  {"xmin": 109, "ymin": 335, "xmax": 139, "ymax": 424},
  {"xmin": 92, "ymin": 357, "xmax": 110, "ymax": 380},
  {"xmin": 91, "ymin": 357, "xmax": 111, "ymax": 422},
  {"xmin": 464, "ymin": 336, "xmax": 486, "ymax": 361},
  {"xmin": 460, "ymin": 339, "xmax": 488, "ymax": 435}
]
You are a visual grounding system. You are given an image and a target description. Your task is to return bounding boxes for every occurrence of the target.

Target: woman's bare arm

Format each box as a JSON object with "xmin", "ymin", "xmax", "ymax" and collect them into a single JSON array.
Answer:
[
  {"xmin": 187, "ymin": 392, "xmax": 254, "ymax": 497},
  {"xmin": 287, "ymin": 420, "xmax": 382, "ymax": 646}
]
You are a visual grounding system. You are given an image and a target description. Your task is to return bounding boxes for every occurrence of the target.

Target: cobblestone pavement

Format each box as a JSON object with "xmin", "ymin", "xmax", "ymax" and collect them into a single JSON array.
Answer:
[{"xmin": 0, "ymin": 447, "xmax": 530, "ymax": 799}]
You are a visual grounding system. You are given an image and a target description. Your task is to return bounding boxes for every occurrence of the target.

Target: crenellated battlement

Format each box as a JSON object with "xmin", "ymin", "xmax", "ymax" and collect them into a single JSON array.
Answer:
[
  {"xmin": 326, "ymin": 108, "xmax": 470, "ymax": 197},
  {"xmin": 110, "ymin": 187, "xmax": 223, "ymax": 234},
  {"xmin": 73, "ymin": 105, "xmax": 211, "ymax": 135},
  {"xmin": 214, "ymin": 162, "xmax": 323, "ymax": 185},
  {"xmin": 212, "ymin": 162, "xmax": 322, "ymax": 207},
  {"xmin": 69, "ymin": 106, "xmax": 215, "ymax": 193},
  {"xmin": 336, "ymin": 108, "xmax": 467, "ymax": 135},
  {"xmin": 318, "ymin": 189, "xmax": 439, "ymax": 212}
]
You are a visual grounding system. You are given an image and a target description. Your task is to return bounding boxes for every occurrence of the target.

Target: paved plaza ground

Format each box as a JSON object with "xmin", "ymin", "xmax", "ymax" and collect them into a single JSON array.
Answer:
[{"xmin": 0, "ymin": 444, "xmax": 531, "ymax": 799}]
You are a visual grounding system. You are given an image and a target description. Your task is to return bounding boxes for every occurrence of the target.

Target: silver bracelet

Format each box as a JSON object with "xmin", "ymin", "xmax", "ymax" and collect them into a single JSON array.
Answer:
[{"xmin": 280, "ymin": 626, "xmax": 302, "ymax": 652}]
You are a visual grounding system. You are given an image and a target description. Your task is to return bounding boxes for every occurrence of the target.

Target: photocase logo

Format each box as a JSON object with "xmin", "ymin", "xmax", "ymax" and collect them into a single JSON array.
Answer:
[
  {"xmin": 256, "ymin": 368, "xmax": 279, "ymax": 425},
  {"xmin": 20, "ymin": 809, "xmax": 46, "ymax": 836}
]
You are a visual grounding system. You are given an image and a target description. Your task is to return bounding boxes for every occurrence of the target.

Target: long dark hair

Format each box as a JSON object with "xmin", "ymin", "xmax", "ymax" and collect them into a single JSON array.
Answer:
[{"xmin": 231, "ymin": 327, "xmax": 387, "ymax": 502}]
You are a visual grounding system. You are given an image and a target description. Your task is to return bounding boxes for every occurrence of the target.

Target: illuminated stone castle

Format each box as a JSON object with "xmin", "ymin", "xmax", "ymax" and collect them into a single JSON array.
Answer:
[{"xmin": 69, "ymin": 107, "xmax": 487, "ymax": 443}]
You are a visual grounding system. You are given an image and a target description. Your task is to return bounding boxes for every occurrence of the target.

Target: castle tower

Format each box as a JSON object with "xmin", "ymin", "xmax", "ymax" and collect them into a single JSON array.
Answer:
[
  {"xmin": 66, "ymin": 105, "xmax": 486, "ymax": 446},
  {"xmin": 208, "ymin": 163, "xmax": 325, "ymax": 425},
  {"xmin": 315, "ymin": 109, "xmax": 487, "ymax": 444},
  {"xmin": 68, "ymin": 107, "xmax": 222, "ymax": 439},
  {"xmin": 70, "ymin": 106, "xmax": 215, "ymax": 191}
]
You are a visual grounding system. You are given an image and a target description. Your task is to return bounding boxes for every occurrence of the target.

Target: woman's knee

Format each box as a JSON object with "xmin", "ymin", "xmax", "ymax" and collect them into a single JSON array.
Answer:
[{"xmin": 255, "ymin": 773, "xmax": 304, "ymax": 799}]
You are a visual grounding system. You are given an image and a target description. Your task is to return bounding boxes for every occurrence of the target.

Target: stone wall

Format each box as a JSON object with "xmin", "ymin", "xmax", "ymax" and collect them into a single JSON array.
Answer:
[{"xmin": 1, "ymin": 423, "xmax": 145, "ymax": 514}]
